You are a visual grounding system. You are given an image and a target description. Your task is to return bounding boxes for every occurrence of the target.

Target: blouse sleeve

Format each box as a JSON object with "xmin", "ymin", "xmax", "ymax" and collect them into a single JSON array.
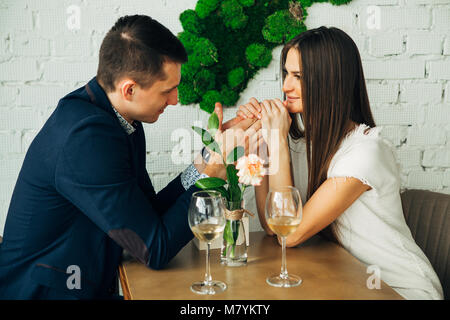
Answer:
[{"xmin": 327, "ymin": 137, "xmax": 400, "ymax": 197}]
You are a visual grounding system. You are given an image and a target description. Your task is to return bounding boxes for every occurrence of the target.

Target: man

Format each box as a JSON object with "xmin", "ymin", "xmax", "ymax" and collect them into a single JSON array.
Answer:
[{"xmin": 0, "ymin": 15, "xmax": 260, "ymax": 299}]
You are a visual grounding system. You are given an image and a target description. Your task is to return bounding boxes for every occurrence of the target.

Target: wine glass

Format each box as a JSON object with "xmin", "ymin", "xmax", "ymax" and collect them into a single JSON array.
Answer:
[
  {"xmin": 188, "ymin": 190, "xmax": 227, "ymax": 295},
  {"xmin": 265, "ymin": 186, "xmax": 303, "ymax": 287}
]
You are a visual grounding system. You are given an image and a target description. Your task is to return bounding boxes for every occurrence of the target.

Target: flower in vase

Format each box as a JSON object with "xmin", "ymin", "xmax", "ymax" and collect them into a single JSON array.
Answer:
[{"xmin": 236, "ymin": 154, "xmax": 266, "ymax": 186}]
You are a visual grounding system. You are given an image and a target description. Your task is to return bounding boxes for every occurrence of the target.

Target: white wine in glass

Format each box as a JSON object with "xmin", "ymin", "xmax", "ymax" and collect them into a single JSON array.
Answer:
[
  {"xmin": 267, "ymin": 216, "xmax": 302, "ymax": 237},
  {"xmin": 265, "ymin": 186, "xmax": 303, "ymax": 287},
  {"xmin": 188, "ymin": 190, "xmax": 227, "ymax": 295},
  {"xmin": 191, "ymin": 223, "xmax": 224, "ymax": 242}
]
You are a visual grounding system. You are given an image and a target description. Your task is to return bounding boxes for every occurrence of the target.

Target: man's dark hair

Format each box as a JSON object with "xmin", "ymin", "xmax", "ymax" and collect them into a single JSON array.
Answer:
[{"xmin": 97, "ymin": 15, "xmax": 188, "ymax": 92}]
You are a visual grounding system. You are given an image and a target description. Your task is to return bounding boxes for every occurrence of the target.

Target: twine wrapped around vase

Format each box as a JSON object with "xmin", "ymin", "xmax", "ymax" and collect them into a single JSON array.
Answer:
[{"xmin": 224, "ymin": 208, "xmax": 255, "ymax": 221}]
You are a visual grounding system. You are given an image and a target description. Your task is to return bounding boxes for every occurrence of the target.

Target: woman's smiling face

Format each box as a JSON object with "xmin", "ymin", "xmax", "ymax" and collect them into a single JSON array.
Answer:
[{"xmin": 282, "ymin": 48, "xmax": 303, "ymax": 114}]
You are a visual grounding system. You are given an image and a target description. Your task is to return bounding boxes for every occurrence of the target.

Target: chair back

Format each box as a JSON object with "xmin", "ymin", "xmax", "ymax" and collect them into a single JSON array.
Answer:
[{"xmin": 401, "ymin": 189, "xmax": 450, "ymax": 299}]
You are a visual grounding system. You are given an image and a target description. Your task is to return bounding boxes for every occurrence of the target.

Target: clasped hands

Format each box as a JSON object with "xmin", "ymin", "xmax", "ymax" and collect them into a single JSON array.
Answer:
[{"xmin": 201, "ymin": 98, "xmax": 291, "ymax": 180}]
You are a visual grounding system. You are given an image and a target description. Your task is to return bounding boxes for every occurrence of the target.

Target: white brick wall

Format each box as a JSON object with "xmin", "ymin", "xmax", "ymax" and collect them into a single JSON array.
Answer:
[
  {"xmin": 0, "ymin": 0, "xmax": 449, "ymax": 236},
  {"xmin": 429, "ymin": 61, "xmax": 450, "ymax": 80},
  {"xmin": 0, "ymin": 59, "xmax": 40, "ymax": 81},
  {"xmin": 364, "ymin": 60, "xmax": 426, "ymax": 79},
  {"xmin": 369, "ymin": 33, "xmax": 404, "ymax": 56},
  {"xmin": 408, "ymin": 125, "xmax": 447, "ymax": 145},
  {"xmin": 400, "ymin": 83, "xmax": 442, "ymax": 104},
  {"xmin": 406, "ymin": 31, "xmax": 444, "ymax": 55}
]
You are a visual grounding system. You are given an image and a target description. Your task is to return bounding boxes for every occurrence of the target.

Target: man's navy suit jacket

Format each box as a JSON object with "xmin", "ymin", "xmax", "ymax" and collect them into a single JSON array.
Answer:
[{"xmin": 0, "ymin": 77, "xmax": 199, "ymax": 299}]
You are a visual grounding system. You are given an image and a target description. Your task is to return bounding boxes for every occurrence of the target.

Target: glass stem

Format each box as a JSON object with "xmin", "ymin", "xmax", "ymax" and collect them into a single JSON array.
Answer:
[
  {"xmin": 280, "ymin": 236, "xmax": 288, "ymax": 279},
  {"xmin": 204, "ymin": 242, "xmax": 212, "ymax": 286}
]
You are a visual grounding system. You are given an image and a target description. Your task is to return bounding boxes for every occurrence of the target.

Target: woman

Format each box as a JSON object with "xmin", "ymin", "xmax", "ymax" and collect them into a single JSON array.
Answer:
[{"xmin": 237, "ymin": 26, "xmax": 443, "ymax": 300}]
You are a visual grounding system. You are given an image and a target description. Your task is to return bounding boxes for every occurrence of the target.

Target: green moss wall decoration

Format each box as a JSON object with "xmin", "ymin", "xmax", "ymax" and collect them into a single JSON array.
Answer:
[{"xmin": 178, "ymin": 0, "xmax": 353, "ymax": 113}]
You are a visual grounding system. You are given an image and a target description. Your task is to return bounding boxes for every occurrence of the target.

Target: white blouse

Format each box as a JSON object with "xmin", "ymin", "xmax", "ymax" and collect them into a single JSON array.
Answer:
[{"xmin": 289, "ymin": 124, "xmax": 444, "ymax": 300}]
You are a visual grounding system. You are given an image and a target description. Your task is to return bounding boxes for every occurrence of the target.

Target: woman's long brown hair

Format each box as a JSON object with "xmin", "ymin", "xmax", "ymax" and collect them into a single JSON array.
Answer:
[{"xmin": 280, "ymin": 26, "xmax": 376, "ymax": 243}]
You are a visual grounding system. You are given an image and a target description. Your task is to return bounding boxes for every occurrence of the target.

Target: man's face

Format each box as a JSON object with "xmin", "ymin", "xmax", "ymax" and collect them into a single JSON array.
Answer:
[{"xmin": 128, "ymin": 61, "xmax": 181, "ymax": 123}]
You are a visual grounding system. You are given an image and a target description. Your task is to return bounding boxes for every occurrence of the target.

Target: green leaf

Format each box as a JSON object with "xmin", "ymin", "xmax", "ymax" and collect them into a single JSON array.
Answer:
[
  {"xmin": 192, "ymin": 126, "xmax": 221, "ymax": 154},
  {"xmin": 226, "ymin": 164, "xmax": 239, "ymax": 186},
  {"xmin": 209, "ymin": 186, "xmax": 229, "ymax": 200},
  {"xmin": 223, "ymin": 220, "xmax": 234, "ymax": 245},
  {"xmin": 208, "ymin": 112, "xmax": 219, "ymax": 137},
  {"xmin": 192, "ymin": 125, "xmax": 212, "ymax": 144},
  {"xmin": 194, "ymin": 177, "xmax": 227, "ymax": 189},
  {"xmin": 232, "ymin": 220, "xmax": 240, "ymax": 243},
  {"xmin": 207, "ymin": 141, "xmax": 221, "ymax": 155},
  {"xmin": 226, "ymin": 146, "xmax": 244, "ymax": 164},
  {"xmin": 226, "ymin": 164, "xmax": 241, "ymax": 202}
]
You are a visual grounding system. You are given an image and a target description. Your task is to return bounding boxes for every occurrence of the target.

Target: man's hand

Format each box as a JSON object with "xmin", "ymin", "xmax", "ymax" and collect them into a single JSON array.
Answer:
[
  {"xmin": 215, "ymin": 102, "xmax": 245, "ymax": 131},
  {"xmin": 203, "ymin": 102, "xmax": 263, "ymax": 179},
  {"xmin": 214, "ymin": 102, "xmax": 262, "ymax": 158}
]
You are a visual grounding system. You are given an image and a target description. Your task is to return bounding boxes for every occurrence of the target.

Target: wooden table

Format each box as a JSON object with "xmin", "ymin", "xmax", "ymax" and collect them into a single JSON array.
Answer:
[{"xmin": 119, "ymin": 232, "xmax": 403, "ymax": 300}]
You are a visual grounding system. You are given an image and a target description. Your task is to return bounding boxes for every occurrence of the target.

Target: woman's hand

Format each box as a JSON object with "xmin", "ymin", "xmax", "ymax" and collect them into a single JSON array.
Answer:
[
  {"xmin": 237, "ymin": 98, "xmax": 291, "ymax": 146},
  {"xmin": 259, "ymin": 99, "xmax": 292, "ymax": 151},
  {"xmin": 237, "ymin": 97, "xmax": 262, "ymax": 120}
]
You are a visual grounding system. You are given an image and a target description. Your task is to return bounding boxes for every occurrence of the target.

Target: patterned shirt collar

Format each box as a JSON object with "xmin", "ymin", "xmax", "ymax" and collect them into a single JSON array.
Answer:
[{"xmin": 111, "ymin": 106, "xmax": 136, "ymax": 135}]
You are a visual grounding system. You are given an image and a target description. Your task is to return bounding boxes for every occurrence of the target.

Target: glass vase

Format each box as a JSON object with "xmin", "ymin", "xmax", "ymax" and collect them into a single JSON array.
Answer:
[{"xmin": 220, "ymin": 200, "xmax": 248, "ymax": 267}]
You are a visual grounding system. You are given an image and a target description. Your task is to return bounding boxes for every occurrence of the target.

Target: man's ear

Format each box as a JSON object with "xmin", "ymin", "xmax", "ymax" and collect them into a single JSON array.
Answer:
[{"xmin": 119, "ymin": 79, "xmax": 136, "ymax": 102}]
